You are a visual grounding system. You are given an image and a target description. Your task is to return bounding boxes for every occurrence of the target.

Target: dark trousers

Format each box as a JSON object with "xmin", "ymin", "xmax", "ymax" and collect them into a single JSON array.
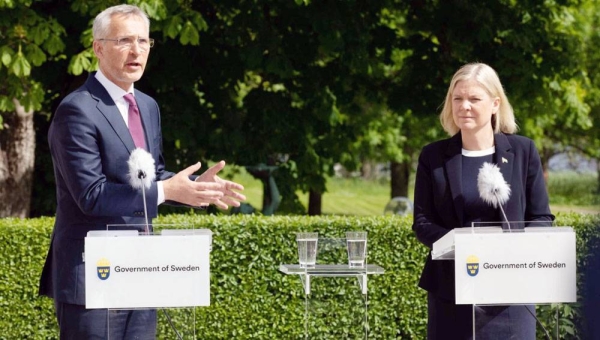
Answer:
[
  {"xmin": 427, "ymin": 293, "xmax": 536, "ymax": 340},
  {"xmin": 55, "ymin": 300, "xmax": 157, "ymax": 340},
  {"xmin": 583, "ymin": 231, "xmax": 600, "ymax": 339}
]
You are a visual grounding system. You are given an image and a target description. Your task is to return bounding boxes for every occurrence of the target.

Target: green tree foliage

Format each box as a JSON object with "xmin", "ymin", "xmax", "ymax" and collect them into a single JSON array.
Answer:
[
  {"xmin": 575, "ymin": 0, "xmax": 600, "ymax": 159},
  {"xmin": 1, "ymin": 0, "xmax": 599, "ymax": 216},
  {"xmin": 0, "ymin": 0, "xmax": 64, "ymax": 115},
  {"xmin": 58, "ymin": 0, "xmax": 407, "ymax": 214},
  {"xmin": 0, "ymin": 0, "xmax": 71, "ymax": 217},
  {"xmin": 145, "ymin": 1, "xmax": 405, "ymax": 213},
  {"xmin": 391, "ymin": 0, "xmax": 596, "ymax": 173}
]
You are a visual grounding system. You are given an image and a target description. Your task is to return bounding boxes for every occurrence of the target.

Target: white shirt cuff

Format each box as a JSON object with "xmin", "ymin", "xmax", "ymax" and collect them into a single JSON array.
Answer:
[{"xmin": 157, "ymin": 181, "xmax": 165, "ymax": 205}]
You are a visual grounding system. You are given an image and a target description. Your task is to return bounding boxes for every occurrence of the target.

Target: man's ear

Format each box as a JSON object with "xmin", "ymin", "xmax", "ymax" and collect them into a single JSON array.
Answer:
[{"xmin": 92, "ymin": 40, "xmax": 103, "ymax": 58}]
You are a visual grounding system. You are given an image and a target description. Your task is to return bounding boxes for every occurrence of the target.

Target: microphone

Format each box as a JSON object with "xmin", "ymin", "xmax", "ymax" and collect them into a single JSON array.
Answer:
[
  {"xmin": 128, "ymin": 148, "xmax": 156, "ymax": 190},
  {"xmin": 127, "ymin": 148, "xmax": 156, "ymax": 234},
  {"xmin": 477, "ymin": 162, "xmax": 512, "ymax": 231}
]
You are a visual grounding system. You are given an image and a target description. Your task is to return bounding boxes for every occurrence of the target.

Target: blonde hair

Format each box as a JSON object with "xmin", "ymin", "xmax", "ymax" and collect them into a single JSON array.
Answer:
[{"xmin": 439, "ymin": 63, "xmax": 518, "ymax": 136}]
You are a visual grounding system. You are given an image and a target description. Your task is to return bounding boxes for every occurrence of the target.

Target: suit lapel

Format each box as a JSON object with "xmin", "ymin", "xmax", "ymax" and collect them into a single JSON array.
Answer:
[
  {"xmin": 493, "ymin": 133, "xmax": 514, "ymax": 222},
  {"xmin": 445, "ymin": 133, "xmax": 464, "ymax": 227},
  {"xmin": 494, "ymin": 133, "xmax": 514, "ymax": 186},
  {"xmin": 85, "ymin": 75, "xmax": 137, "ymax": 152}
]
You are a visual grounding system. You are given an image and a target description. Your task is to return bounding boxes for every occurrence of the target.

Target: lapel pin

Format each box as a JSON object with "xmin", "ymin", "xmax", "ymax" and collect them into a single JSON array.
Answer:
[{"xmin": 502, "ymin": 157, "xmax": 508, "ymax": 164}]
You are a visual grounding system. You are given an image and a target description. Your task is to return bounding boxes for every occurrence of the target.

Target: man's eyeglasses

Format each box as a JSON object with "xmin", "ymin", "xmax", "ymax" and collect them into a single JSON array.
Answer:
[{"xmin": 97, "ymin": 36, "xmax": 155, "ymax": 51}]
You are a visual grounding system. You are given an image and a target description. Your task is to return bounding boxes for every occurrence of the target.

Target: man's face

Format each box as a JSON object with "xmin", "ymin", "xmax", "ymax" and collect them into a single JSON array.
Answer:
[{"xmin": 93, "ymin": 14, "xmax": 150, "ymax": 91}]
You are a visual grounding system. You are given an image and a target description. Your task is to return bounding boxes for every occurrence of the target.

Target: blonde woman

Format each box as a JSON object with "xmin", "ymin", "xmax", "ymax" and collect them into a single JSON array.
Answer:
[{"xmin": 412, "ymin": 63, "xmax": 554, "ymax": 339}]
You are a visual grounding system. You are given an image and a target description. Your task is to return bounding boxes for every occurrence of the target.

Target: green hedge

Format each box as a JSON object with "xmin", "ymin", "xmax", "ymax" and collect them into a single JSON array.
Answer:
[{"xmin": 0, "ymin": 213, "xmax": 598, "ymax": 339}]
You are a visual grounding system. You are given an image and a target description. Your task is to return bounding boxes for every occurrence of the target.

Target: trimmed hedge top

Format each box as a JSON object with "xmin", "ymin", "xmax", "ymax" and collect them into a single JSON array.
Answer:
[{"xmin": 0, "ymin": 213, "xmax": 598, "ymax": 339}]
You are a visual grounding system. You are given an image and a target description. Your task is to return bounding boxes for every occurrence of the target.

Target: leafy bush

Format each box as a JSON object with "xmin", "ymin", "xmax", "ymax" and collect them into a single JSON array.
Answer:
[{"xmin": 0, "ymin": 213, "xmax": 598, "ymax": 339}]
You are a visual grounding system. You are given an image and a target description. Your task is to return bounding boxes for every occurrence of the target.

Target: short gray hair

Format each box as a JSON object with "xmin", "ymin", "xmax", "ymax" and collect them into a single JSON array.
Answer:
[{"xmin": 92, "ymin": 4, "xmax": 150, "ymax": 39}]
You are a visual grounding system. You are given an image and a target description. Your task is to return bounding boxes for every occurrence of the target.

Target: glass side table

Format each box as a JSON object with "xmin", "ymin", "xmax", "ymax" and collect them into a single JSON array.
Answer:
[
  {"xmin": 279, "ymin": 264, "xmax": 385, "ymax": 295},
  {"xmin": 279, "ymin": 264, "xmax": 385, "ymax": 339}
]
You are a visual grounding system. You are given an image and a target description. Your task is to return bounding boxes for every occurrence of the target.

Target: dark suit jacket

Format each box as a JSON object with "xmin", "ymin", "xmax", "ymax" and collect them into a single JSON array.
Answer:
[
  {"xmin": 39, "ymin": 72, "xmax": 176, "ymax": 305},
  {"xmin": 412, "ymin": 132, "xmax": 554, "ymax": 300}
]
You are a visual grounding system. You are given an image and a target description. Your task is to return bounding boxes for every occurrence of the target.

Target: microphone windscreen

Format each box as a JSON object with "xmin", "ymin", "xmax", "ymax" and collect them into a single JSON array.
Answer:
[
  {"xmin": 477, "ymin": 162, "xmax": 511, "ymax": 208},
  {"xmin": 127, "ymin": 148, "xmax": 156, "ymax": 190}
]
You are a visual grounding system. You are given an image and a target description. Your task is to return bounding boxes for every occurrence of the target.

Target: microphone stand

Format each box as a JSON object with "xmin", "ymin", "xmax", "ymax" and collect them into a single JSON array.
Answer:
[
  {"xmin": 494, "ymin": 193, "xmax": 551, "ymax": 340},
  {"xmin": 494, "ymin": 192, "xmax": 511, "ymax": 232},
  {"xmin": 138, "ymin": 170, "xmax": 150, "ymax": 234},
  {"xmin": 136, "ymin": 169, "xmax": 182, "ymax": 340}
]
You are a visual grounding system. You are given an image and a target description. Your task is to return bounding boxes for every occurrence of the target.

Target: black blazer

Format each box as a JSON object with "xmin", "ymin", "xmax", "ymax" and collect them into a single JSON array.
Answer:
[
  {"xmin": 39, "ymin": 73, "xmax": 176, "ymax": 305},
  {"xmin": 412, "ymin": 132, "xmax": 554, "ymax": 300}
]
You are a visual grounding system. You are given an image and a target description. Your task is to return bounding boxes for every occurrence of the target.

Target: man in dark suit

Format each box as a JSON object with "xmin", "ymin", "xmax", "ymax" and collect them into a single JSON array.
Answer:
[
  {"xmin": 39, "ymin": 4, "xmax": 246, "ymax": 339},
  {"xmin": 412, "ymin": 63, "xmax": 554, "ymax": 339}
]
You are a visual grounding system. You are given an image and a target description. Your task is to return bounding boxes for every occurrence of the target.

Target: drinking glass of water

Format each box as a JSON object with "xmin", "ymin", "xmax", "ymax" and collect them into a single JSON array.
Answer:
[
  {"xmin": 346, "ymin": 231, "xmax": 367, "ymax": 268},
  {"xmin": 296, "ymin": 232, "xmax": 318, "ymax": 267}
]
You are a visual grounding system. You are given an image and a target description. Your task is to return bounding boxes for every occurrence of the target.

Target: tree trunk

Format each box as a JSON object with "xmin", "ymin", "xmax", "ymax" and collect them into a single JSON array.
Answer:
[
  {"xmin": 539, "ymin": 148, "xmax": 552, "ymax": 186},
  {"xmin": 0, "ymin": 99, "xmax": 35, "ymax": 217},
  {"xmin": 308, "ymin": 189, "xmax": 322, "ymax": 216},
  {"xmin": 390, "ymin": 160, "xmax": 410, "ymax": 198}
]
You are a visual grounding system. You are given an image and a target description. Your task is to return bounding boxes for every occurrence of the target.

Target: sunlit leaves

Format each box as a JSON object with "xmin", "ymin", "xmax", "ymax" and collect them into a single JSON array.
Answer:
[
  {"xmin": 0, "ymin": 7, "xmax": 66, "ymax": 91},
  {"xmin": 0, "ymin": 46, "xmax": 13, "ymax": 68},
  {"xmin": 138, "ymin": 0, "xmax": 168, "ymax": 20},
  {"xmin": 179, "ymin": 21, "xmax": 200, "ymax": 45},
  {"xmin": 29, "ymin": 23, "xmax": 50, "ymax": 46},
  {"xmin": 164, "ymin": 15, "xmax": 183, "ymax": 39},
  {"xmin": 68, "ymin": 48, "xmax": 95, "ymax": 76},
  {"xmin": 0, "ymin": 0, "xmax": 16, "ymax": 9},
  {"xmin": 43, "ymin": 31, "xmax": 66, "ymax": 56},
  {"xmin": 190, "ymin": 11, "xmax": 208, "ymax": 32},
  {"xmin": 24, "ymin": 44, "xmax": 45, "ymax": 66},
  {"xmin": 18, "ymin": 81, "xmax": 44, "ymax": 112},
  {"xmin": 161, "ymin": 11, "xmax": 207, "ymax": 45},
  {"xmin": 180, "ymin": 21, "xmax": 200, "ymax": 45},
  {"xmin": 0, "ymin": 96, "xmax": 11, "ymax": 112},
  {"xmin": 78, "ymin": 28, "xmax": 94, "ymax": 47},
  {"xmin": 11, "ymin": 52, "xmax": 30, "ymax": 77},
  {"xmin": 69, "ymin": 0, "xmax": 108, "ymax": 17}
]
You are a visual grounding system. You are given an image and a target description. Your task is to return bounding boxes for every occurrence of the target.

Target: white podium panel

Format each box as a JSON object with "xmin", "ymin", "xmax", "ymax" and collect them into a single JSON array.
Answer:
[
  {"xmin": 84, "ymin": 230, "xmax": 211, "ymax": 309},
  {"xmin": 452, "ymin": 228, "xmax": 576, "ymax": 305}
]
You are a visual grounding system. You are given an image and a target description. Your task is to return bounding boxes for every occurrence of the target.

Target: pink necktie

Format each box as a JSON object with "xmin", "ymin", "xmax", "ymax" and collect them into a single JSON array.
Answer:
[{"xmin": 123, "ymin": 94, "xmax": 146, "ymax": 149}]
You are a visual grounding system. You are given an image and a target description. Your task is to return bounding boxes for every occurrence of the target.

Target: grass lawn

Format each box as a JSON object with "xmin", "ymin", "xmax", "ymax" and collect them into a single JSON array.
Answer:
[
  {"xmin": 301, "ymin": 176, "xmax": 393, "ymax": 216},
  {"xmin": 227, "ymin": 167, "xmax": 600, "ymax": 216}
]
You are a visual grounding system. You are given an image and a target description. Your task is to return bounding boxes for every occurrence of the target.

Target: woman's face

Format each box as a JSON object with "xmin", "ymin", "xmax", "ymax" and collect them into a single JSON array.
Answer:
[{"xmin": 451, "ymin": 79, "xmax": 499, "ymax": 134}]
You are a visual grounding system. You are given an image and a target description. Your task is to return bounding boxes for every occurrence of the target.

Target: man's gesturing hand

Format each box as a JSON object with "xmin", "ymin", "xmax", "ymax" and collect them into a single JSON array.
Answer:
[
  {"xmin": 163, "ymin": 161, "xmax": 246, "ymax": 210},
  {"xmin": 195, "ymin": 161, "xmax": 246, "ymax": 209}
]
